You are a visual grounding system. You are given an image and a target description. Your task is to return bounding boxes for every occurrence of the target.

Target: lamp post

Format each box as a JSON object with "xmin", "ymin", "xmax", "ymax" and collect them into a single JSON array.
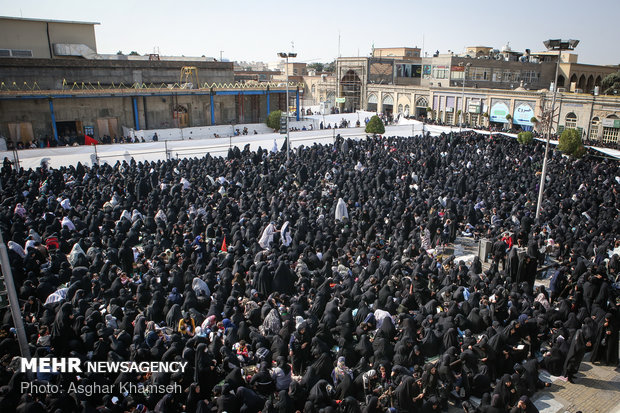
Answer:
[
  {"xmin": 459, "ymin": 62, "xmax": 471, "ymax": 133},
  {"xmin": 278, "ymin": 51, "xmax": 297, "ymax": 162},
  {"xmin": 535, "ymin": 39, "xmax": 579, "ymax": 220}
]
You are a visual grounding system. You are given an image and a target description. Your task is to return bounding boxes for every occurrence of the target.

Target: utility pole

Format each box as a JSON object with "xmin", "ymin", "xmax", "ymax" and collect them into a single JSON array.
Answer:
[
  {"xmin": 219, "ymin": 51, "xmax": 224, "ymax": 61},
  {"xmin": 278, "ymin": 51, "xmax": 298, "ymax": 162}
]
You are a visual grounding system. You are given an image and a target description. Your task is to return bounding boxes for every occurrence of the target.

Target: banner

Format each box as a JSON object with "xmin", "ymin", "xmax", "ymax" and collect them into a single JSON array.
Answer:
[
  {"xmin": 513, "ymin": 101, "xmax": 535, "ymax": 126},
  {"xmin": 490, "ymin": 101, "xmax": 510, "ymax": 123}
]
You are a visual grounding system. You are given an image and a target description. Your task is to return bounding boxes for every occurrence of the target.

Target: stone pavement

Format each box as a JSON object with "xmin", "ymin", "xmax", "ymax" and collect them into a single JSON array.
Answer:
[
  {"xmin": 532, "ymin": 355, "xmax": 620, "ymax": 413},
  {"xmin": 444, "ymin": 237, "xmax": 620, "ymax": 413}
]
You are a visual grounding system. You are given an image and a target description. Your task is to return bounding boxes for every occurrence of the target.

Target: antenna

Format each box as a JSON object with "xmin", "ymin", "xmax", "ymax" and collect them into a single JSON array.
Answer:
[{"xmin": 291, "ymin": 41, "xmax": 295, "ymax": 52}]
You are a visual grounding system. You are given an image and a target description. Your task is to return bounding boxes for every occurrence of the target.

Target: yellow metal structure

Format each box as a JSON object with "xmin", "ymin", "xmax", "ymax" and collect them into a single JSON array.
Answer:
[{"xmin": 179, "ymin": 66, "xmax": 200, "ymax": 89}]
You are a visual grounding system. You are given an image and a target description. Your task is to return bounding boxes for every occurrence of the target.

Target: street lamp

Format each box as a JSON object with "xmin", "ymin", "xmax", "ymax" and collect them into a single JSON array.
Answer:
[
  {"xmin": 459, "ymin": 62, "xmax": 471, "ymax": 133},
  {"xmin": 278, "ymin": 51, "xmax": 297, "ymax": 162},
  {"xmin": 535, "ymin": 39, "xmax": 579, "ymax": 220}
]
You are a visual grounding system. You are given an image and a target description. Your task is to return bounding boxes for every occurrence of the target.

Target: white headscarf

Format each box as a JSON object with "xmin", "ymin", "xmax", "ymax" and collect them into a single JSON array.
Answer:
[
  {"xmin": 335, "ymin": 198, "xmax": 349, "ymax": 222},
  {"xmin": 258, "ymin": 222, "xmax": 276, "ymax": 249},
  {"xmin": 8, "ymin": 241, "xmax": 26, "ymax": 258},
  {"xmin": 60, "ymin": 198, "xmax": 71, "ymax": 210},
  {"xmin": 281, "ymin": 221, "xmax": 292, "ymax": 247},
  {"xmin": 61, "ymin": 216, "xmax": 75, "ymax": 231}
]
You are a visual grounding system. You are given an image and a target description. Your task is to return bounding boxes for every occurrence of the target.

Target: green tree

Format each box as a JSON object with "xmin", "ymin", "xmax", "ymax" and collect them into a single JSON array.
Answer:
[
  {"xmin": 116, "ymin": 50, "xmax": 123, "ymax": 55},
  {"xmin": 323, "ymin": 60, "xmax": 336, "ymax": 73},
  {"xmin": 129, "ymin": 51, "xmax": 140, "ymax": 56},
  {"xmin": 517, "ymin": 131, "xmax": 533, "ymax": 144},
  {"xmin": 365, "ymin": 115, "xmax": 385, "ymax": 135},
  {"xmin": 601, "ymin": 71, "xmax": 620, "ymax": 95},
  {"xmin": 266, "ymin": 110, "xmax": 283, "ymax": 130},
  {"xmin": 307, "ymin": 63, "xmax": 324, "ymax": 72},
  {"xmin": 558, "ymin": 128, "xmax": 585, "ymax": 157}
]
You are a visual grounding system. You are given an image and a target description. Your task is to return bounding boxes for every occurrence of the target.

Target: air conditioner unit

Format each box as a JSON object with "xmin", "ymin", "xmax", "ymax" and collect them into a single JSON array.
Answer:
[
  {"xmin": 557, "ymin": 87, "xmax": 566, "ymax": 93},
  {"xmin": 575, "ymin": 88, "xmax": 583, "ymax": 93}
]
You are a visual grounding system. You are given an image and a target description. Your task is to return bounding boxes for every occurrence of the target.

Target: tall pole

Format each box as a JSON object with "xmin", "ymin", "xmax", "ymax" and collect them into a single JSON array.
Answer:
[
  {"xmin": 460, "ymin": 72, "xmax": 465, "ymax": 133},
  {"xmin": 535, "ymin": 48, "xmax": 562, "ymax": 220},
  {"xmin": 0, "ymin": 229, "xmax": 31, "ymax": 359},
  {"xmin": 286, "ymin": 55, "xmax": 290, "ymax": 162}
]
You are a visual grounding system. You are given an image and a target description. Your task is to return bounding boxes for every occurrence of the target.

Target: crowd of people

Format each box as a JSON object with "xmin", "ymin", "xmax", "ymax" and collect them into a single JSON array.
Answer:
[{"xmin": 0, "ymin": 130, "xmax": 618, "ymax": 413}]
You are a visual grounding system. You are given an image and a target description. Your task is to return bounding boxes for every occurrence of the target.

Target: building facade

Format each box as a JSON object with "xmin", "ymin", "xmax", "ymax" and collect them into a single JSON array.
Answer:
[
  {"xmin": 0, "ymin": 17, "xmax": 300, "ymax": 144},
  {"xmin": 312, "ymin": 49, "xmax": 620, "ymax": 143}
]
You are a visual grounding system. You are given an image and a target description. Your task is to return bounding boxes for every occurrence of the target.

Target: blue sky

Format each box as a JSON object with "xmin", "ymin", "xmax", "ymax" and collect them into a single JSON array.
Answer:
[{"xmin": 1, "ymin": 0, "xmax": 619, "ymax": 66}]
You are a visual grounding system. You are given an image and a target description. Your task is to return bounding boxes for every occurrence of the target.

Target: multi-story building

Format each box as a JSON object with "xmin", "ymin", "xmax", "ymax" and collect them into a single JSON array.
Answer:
[
  {"xmin": 314, "ymin": 45, "xmax": 620, "ymax": 142},
  {"xmin": 0, "ymin": 17, "xmax": 299, "ymax": 144}
]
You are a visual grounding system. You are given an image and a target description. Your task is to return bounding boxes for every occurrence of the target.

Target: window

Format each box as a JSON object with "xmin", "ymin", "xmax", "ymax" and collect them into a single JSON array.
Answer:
[
  {"xmin": 521, "ymin": 71, "xmax": 540, "ymax": 84},
  {"xmin": 445, "ymin": 112, "xmax": 454, "ymax": 124},
  {"xmin": 602, "ymin": 127, "xmax": 619, "ymax": 144},
  {"xmin": 565, "ymin": 113, "xmax": 577, "ymax": 129},
  {"xmin": 503, "ymin": 70, "xmax": 519, "ymax": 82},
  {"xmin": 469, "ymin": 67, "xmax": 489, "ymax": 81},
  {"xmin": 404, "ymin": 104, "xmax": 410, "ymax": 115},
  {"xmin": 433, "ymin": 67, "xmax": 449, "ymax": 79},
  {"xmin": 0, "ymin": 49, "xmax": 33, "ymax": 57},
  {"xmin": 451, "ymin": 71, "xmax": 464, "ymax": 80},
  {"xmin": 398, "ymin": 104, "xmax": 403, "ymax": 113},
  {"xmin": 589, "ymin": 117, "xmax": 599, "ymax": 140},
  {"xmin": 11, "ymin": 49, "xmax": 33, "ymax": 57},
  {"xmin": 311, "ymin": 84, "xmax": 316, "ymax": 94}
]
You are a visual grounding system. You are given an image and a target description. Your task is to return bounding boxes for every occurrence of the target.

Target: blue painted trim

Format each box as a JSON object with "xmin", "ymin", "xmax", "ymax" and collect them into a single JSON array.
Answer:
[
  {"xmin": 210, "ymin": 94, "xmax": 215, "ymax": 125},
  {"xmin": 49, "ymin": 99, "xmax": 59, "ymax": 142},
  {"xmin": 295, "ymin": 89, "xmax": 300, "ymax": 121},
  {"xmin": 266, "ymin": 91, "xmax": 270, "ymax": 115},
  {"xmin": 132, "ymin": 97, "xmax": 140, "ymax": 130},
  {"xmin": 0, "ymin": 89, "xmax": 301, "ymax": 100}
]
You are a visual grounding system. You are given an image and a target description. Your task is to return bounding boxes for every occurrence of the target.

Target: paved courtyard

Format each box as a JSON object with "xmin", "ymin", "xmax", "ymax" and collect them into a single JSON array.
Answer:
[{"xmin": 447, "ymin": 237, "xmax": 620, "ymax": 413}]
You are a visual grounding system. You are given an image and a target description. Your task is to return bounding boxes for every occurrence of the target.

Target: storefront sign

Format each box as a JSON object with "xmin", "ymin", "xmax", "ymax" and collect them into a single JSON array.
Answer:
[
  {"xmin": 602, "ymin": 118, "xmax": 620, "ymax": 128},
  {"xmin": 468, "ymin": 102, "xmax": 481, "ymax": 114}
]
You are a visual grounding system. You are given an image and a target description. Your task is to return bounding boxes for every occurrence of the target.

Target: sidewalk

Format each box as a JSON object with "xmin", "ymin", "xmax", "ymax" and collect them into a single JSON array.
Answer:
[
  {"xmin": 533, "ymin": 355, "xmax": 620, "ymax": 413},
  {"xmin": 448, "ymin": 237, "xmax": 620, "ymax": 413}
]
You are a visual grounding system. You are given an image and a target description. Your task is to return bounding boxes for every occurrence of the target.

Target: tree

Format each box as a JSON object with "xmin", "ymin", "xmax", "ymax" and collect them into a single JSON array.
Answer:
[
  {"xmin": 365, "ymin": 115, "xmax": 385, "ymax": 135},
  {"xmin": 517, "ymin": 131, "xmax": 533, "ymax": 145},
  {"xmin": 323, "ymin": 60, "xmax": 336, "ymax": 73},
  {"xmin": 266, "ymin": 110, "xmax": 283, "ymax": 130},
  {"xmin": 129, "ymin": 51, "xmax": 140, "ymax": 56},
  {"xmin": 307, "ymin": 63, "xmax": 324, "ymax": 72},
  {"xmin": 601, "ymin": 71, "xmax": 620, "ymax": 95},
  {"xmin": 116, "ymin": 50, "xmax": 123, "ymax": 55},
  {"xmin": 558, "ymin": 128, "xmax": 585, "ymax": 157}
]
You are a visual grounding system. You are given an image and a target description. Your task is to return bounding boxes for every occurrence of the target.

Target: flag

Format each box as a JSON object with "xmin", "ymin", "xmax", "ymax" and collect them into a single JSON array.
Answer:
[
  {"xmin": 221, "ymin": 236, "xmax": 227, "ymax": 252},
  {"xmin": 85, "ymin": 135, "xmax": 98, "ymax": 145}
]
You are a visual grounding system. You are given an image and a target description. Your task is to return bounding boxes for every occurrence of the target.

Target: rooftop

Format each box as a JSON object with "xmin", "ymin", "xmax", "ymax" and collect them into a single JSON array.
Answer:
[{"xmin": 0, "ymin": 15, "xmax": 100, "ymax": 25}]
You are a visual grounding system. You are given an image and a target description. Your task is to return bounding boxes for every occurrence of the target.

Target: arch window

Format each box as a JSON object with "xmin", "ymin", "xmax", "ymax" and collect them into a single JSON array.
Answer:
[
  {"xmin": 565, "ymin": 112, "xmax": 577, "ymax": 129},
  {"xmin": 589, "ymin": 117, "xmax": 599, "ymax": 140}
]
